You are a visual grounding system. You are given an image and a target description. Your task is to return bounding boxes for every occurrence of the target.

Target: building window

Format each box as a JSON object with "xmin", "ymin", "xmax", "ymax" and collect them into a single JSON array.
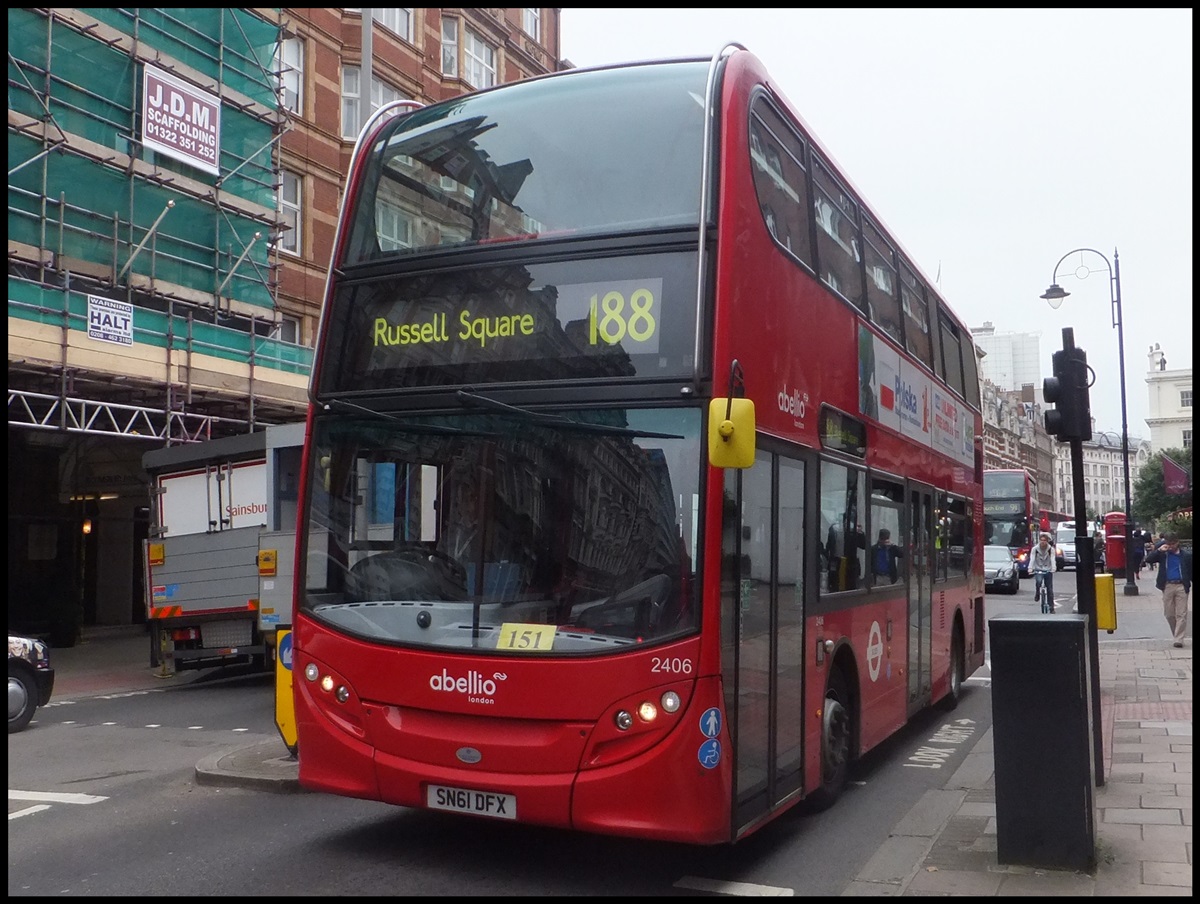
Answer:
[
  {"xmin": 373, "ymin": 8, "xmax": 412, "ymax": 40},
  {"xmin": 1184, "ymin": 429, "xmax": 1192, "ymax": 450},
  {"xmin": 342, "ymin": 66, "xmax": 408, "ymax": 139},
  {"xmin": 346, "ymin": 8, "xmax": 413, "ymax": 41},
  {"xmin": 463, "ymin": 26, "xmax": 496, "ymax": 89},
  {"xmin": 342, "ymin": 65, "xmax": 362, "ymax": 139},
  {"xmin": 522, "ymin": 8, "xmax": 541, "ymax": 41},
  {"xmin": 273, "ymin": 315, "xmax": 301, "ymax": 344},
  {"xmin": 1181, "ymin": 389, "xmax": 1192, "ymax": 408},
  {"xmin": 276, "ymin": 34, "xmax": 304, "ymax": 115},
  {"xmin": 277, "ymin": 171, "xmax": 301, "ymax": 255},
  {"xmin": 441, "ymin": 17, "xmax": 459, "ymax": 78}
]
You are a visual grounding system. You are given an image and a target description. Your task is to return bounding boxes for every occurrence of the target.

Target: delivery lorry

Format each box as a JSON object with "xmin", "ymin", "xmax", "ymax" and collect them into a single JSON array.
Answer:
[{"xmin": 142, "ymin": 423, "xmax": 304, "ymax": 672}]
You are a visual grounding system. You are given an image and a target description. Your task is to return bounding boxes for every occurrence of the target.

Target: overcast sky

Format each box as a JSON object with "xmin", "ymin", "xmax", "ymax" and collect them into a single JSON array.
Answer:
[{"xmin": 559, "ymin": 8, "xmax": 1193, "ymax": 440}]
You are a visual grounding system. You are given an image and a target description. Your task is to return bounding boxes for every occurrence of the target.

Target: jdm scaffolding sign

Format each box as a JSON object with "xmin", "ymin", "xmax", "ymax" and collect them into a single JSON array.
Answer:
[
  {"xmin": 87, "ymin": 295, "xmax": 134, "ymax": 346},
  {"xmin": 141, "ymin": 64, "xmax": 221, "ymax": 175}
]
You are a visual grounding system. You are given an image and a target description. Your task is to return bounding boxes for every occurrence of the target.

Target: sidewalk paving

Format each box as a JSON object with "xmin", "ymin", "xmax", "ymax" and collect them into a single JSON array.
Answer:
[
  {"xmin": 848, "ymin": 569, "xmax": 1192, "ymax": 896},
  {"xmin": 35, "ymin": 572, "xmax": 1191, "ymax": 896},
  {"xmin": 847, "ymin": 638, "xmax": 1192, "ymax": 896}
]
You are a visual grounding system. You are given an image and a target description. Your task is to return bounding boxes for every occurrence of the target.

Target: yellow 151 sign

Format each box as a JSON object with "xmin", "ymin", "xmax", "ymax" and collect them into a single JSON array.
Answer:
[{"xmin": 496, "ymin": 622, "xmax": 557, "ymax": 651}]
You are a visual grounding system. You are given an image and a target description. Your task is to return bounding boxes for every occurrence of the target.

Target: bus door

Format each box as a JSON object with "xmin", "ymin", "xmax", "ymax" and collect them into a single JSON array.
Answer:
[
  {"xmin": 724, "ymin": 448, "xmax": 808, "ymax": 833},
  {"xmin": 906, "ymin": 484, "xmax": 935, "ymax": 716}
]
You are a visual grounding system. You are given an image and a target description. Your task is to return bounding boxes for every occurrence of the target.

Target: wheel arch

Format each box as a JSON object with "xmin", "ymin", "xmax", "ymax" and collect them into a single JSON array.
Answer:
[{"xmin": 827, "ymin": 642, "xmax": 861, "ymax": 758}]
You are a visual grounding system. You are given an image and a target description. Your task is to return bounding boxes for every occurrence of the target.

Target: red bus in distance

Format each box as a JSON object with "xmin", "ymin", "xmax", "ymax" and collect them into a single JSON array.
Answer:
[
  {"xmin": 983, "ymin": 468, "xmax": 1038, "ymax": 577},
  {"xmin": 290, "ymin": 45, "xmax": 986, "ymax": 845}
]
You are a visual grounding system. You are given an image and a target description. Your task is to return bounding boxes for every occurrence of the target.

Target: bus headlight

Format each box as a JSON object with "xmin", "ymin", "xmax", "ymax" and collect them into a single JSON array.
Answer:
[
  {"xmin": 584, "ymin": 681, "xmax": 696, "ymax": 769},
  {"xmin": 297, "ymin": 655, "xmax": 366, "ymax": 740}
]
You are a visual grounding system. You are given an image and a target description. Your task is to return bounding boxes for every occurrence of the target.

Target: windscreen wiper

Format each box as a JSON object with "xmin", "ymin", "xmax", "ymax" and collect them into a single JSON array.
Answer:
[
  {"xmin": 322, "ymin": 397, "xmax": 467, "ymax": 434},
  {"xmin": 455, "ymin": 389, "xmax": 683, "ymax": 439}
]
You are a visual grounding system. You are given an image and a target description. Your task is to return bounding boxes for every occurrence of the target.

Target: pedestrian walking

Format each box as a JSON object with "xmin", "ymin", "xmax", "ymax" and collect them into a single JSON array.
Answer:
[
  {"xmin": 1132, "ymin": 534, "xmax": 1146, "ymax": 579},
  {"xmin": 1143, "ymin": 532, "xmax": 1192, "ymax": 648}
]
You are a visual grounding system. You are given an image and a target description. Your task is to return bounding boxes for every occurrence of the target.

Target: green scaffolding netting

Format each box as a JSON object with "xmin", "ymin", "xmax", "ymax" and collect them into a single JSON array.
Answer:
[{"xmin": 8, "ymin": 7, "xmax": 284, "ymax": 319}]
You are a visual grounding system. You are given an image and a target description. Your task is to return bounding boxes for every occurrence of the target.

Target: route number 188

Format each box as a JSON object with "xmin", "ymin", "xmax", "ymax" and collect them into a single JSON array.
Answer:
[{"xmin": 588, "ymin": 289, "xmax": 657, "ymax": 346}]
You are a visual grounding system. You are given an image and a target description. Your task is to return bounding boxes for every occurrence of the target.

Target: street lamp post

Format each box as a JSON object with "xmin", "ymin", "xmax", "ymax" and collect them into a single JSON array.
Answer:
[{"xmin": 1041, "ymin": 247, "xmax": 1139, "ymax": 598}]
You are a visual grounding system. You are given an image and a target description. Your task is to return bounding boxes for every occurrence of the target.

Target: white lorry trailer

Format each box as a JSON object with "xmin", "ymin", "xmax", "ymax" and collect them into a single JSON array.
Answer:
[{"xmin": 142, "ymin": 423, "xmax": 304, "ymax": 672}]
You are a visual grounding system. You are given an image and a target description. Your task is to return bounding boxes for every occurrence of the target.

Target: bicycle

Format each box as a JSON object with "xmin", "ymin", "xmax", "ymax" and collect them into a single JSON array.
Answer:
[{"xmin": 1033, "ymin": 570, "xmax": 1052, "ymax": 614}]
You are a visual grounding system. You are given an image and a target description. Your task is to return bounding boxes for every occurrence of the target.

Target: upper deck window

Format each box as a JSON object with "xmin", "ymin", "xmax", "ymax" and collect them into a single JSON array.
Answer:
[
  {"xmin": 938, "ymin": 313, "xmax": 966, "ymax": 398},
  {"xmin": 748, "ymin": 96, "xmax": 813, "ymax": 270},
  {"xmin": 899, "ymin": 262, "xmax": 933, "ymax": 370},
  {"xmin": 341, "ymin": 62, "xmax": 709, "ymax": 265},
  {"xmin": 862, "ymin": 216, "xmax": 902, "ymax": 346},
  {"xmin": 812, "ymin": 157, "xmax": 864, "ymax": 312}
]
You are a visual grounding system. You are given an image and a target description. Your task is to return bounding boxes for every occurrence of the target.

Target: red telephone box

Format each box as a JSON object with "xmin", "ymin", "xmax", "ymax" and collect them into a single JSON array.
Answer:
[{"xmin": 1104, "ymin": 511, "xmax": 1127, "ymax": 577}]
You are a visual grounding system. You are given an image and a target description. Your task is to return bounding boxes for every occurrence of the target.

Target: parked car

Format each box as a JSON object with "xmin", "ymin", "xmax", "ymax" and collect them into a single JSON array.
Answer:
[
  {"xmin": 9, "ymin": 634, "xmax": 55, "ymax": 733},
  {"xmin": 984, "ymin": 545, "xmax": 1020, "ymax": 594}
]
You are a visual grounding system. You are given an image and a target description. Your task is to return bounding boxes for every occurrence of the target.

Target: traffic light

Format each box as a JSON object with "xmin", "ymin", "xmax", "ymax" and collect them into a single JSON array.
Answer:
[{"xmin": 1043, "ymin": 347, "xmax": 1092, "ymax": 441}]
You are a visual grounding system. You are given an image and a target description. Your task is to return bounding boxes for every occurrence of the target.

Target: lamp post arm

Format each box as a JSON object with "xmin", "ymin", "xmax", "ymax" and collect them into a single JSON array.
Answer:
[{"xmin": 1049, "ymin": 247, "xmax": 1112, "ymax": 288}]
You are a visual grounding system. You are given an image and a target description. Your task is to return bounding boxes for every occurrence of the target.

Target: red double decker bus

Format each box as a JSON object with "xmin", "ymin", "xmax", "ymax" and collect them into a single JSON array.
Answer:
[
  {"xmin": 983, "ymin": 468, "xmax": 1038, "ymax": 576},
  {"xmin": 291, "ymin": 45, "xmax": 985, "ymax": 845}
]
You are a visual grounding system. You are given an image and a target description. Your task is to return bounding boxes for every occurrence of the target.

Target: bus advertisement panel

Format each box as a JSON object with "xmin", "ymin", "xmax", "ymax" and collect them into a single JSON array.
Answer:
[{"xmin": 291, "ymin": 47, "xmax": 985, "ymax": 845}]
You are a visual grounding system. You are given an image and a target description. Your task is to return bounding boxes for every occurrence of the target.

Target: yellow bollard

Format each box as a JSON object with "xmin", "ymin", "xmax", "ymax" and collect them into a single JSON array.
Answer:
[{"xmin": 1094, "ymin": 573, "xmax": 1117, "ymax": 633}]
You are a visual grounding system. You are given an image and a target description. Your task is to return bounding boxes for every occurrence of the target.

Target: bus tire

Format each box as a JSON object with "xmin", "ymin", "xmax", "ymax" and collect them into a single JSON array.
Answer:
[
  {"xmin": 808, "ymin": 667, "xmax": 852, "ymax": 811},
  {"xmin": 940, "ymin": 626, "xmax": 965, "ymax": 711}
]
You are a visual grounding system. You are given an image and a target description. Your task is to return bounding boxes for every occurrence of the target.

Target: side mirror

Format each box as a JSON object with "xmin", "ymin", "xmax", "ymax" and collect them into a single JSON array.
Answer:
[{"xmin": 708, "ymin": 398, "xmax": 755, "ymax": 469}]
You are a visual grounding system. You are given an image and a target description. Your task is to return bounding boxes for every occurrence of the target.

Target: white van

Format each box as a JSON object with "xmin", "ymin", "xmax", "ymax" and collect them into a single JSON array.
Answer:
[{"xmin": 1054, "ymin": 521, "xmax": 1106, "ymax": 571}]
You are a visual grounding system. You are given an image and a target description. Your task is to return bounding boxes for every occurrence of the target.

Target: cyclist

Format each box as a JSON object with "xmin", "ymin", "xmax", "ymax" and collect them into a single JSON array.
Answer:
[{"xmin": 1029, "ymin": 532, "xmax": 1057, "ymax": 613}]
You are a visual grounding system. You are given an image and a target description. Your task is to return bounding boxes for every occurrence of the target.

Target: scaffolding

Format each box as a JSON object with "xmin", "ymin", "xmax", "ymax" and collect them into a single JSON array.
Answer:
[{"xmin": 7, "ymin": 7, "xmax": 310, "ymax": 443}]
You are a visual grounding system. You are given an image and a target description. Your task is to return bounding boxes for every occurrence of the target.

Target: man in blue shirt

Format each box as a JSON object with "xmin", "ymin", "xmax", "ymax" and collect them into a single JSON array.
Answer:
[
  {"xmin": 1144, "ymin": 532, "xmax": 1192, "ymax": 648},
  {"xmin": 870, "ymin": 528, "xmax": 903, "ymax": 585}
]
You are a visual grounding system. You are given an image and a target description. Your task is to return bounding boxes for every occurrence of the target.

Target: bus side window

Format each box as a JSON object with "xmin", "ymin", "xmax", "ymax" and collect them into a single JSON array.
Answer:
[{"xmin": 820, "ymin": 460, "xmax": 866, "ymax": 593}]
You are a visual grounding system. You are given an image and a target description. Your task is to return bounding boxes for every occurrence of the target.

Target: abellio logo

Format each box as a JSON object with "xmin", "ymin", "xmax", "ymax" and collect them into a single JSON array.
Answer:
[
  {"xmin": 777, "ymin": 384, "xmax": 808, "ymax": 422},
  {"xmin": 429, "ymin": 669, "xmax": 508, "ymax": 704}
]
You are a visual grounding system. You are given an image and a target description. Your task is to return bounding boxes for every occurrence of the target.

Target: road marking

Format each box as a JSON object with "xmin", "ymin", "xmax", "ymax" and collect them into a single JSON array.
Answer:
[
  {"xmin": 9, "ymin": 805, "xmax": 52, "ymax": 820},
  {"xmin": 10, "ymin": 790, "xmax": 108, "ymax": 805},
  {"xmin": 9, "ymin": 790, "xmax": 108, "ymax": 821},
  {"xmin": 674, "ymin": 877, "xmax": 793, "ymax": 896},
  {"xmin": 904, "ymin": 717, "xmax": 978, "ymax": 768}
]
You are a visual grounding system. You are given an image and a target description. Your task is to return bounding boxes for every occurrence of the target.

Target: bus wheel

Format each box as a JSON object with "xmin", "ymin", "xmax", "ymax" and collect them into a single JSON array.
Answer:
[
  {"xmin": 940, "ymin": 628, "xmax": 965, "ymax": 711},
  {"xmin": 808, "ymin": 669, "xmax": 851, "ymax": 810}
]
